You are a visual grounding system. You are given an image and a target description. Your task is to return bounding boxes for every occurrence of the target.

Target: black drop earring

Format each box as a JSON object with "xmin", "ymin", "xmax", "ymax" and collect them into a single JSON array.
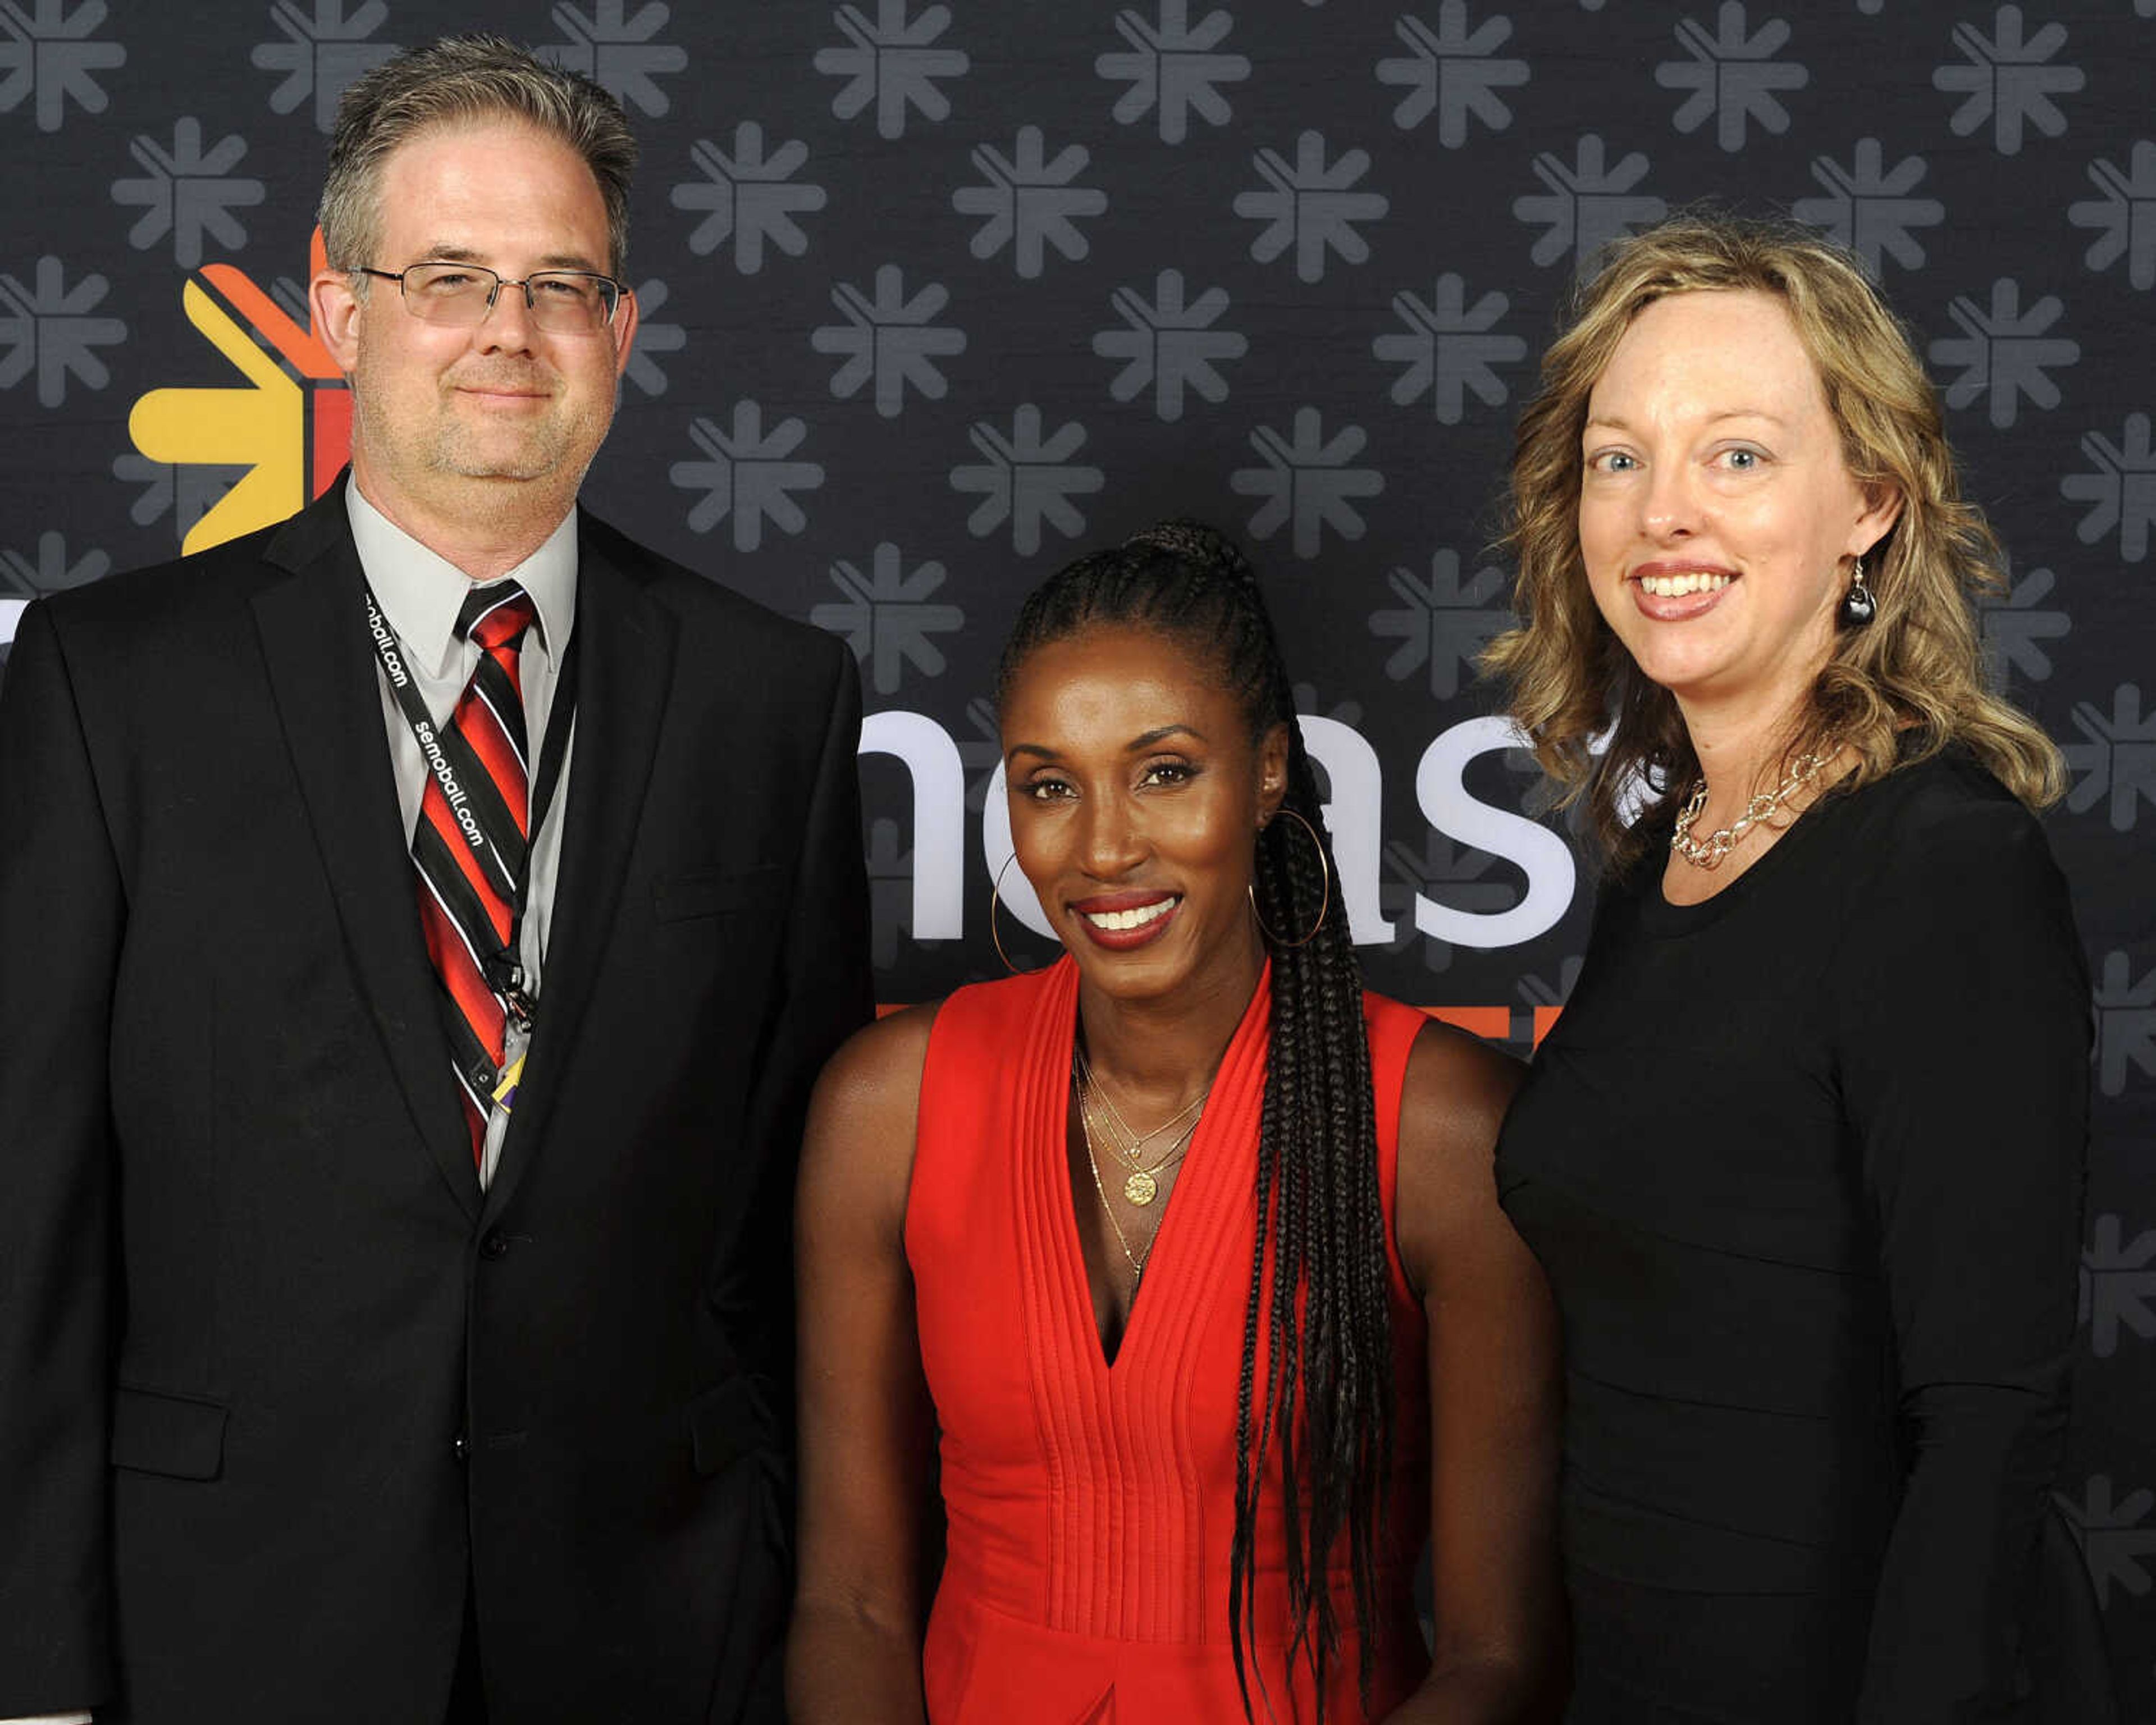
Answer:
[{"xmin": 1840, "ymin": 555, "xmax": 1876, "ymax": 627}]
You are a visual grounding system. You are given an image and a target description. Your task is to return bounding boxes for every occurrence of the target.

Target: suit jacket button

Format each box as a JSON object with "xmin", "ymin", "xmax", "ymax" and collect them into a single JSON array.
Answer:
[
  {"xmin": 453, "ymin": 1431, "xmax": 469, "ymax": 1463},
  {"xmin": 479, "ymin": 1230, "xmax": 510, "ymax": 1260}
]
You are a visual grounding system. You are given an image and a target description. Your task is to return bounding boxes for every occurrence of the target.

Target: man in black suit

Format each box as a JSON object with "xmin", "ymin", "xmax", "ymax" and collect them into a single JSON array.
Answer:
[{"xmin": 0, "ymin": 35, "xmax": 870, "ymax": 1724}]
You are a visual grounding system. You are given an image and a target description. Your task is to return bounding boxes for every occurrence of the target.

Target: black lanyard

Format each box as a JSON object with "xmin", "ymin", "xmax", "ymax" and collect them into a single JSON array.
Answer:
[{"xmin": 363, "ymin": 581, "xmax": 579, "ymax": 1025}]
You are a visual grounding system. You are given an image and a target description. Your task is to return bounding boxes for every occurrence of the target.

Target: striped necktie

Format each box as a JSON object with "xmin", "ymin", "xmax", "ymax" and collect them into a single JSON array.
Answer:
[{"xmin": 412, "ymin": 581, "xmax": 537, "ymax": 1164}]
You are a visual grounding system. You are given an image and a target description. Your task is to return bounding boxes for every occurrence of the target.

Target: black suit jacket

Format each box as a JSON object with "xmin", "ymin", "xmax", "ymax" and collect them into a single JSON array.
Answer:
[{"xmin": 0, "ymin": 486, "xmax": 873, "ymax": 1722}]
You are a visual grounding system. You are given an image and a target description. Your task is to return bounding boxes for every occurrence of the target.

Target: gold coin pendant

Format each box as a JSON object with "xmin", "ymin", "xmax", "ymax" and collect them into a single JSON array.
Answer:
[{"xmin": 1123, "ymin": 1169, "xmax": 1158, "ymax": 1207}]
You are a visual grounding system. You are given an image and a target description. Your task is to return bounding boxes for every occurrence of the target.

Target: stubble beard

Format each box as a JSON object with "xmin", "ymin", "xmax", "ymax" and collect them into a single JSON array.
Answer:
[
  {"xmin": 432, "ymin": 398, "xmax": 573, "ymax": 483},
  {"xmin": 350, "ymin": 369, "xmax": 610, "ymax": 534}
]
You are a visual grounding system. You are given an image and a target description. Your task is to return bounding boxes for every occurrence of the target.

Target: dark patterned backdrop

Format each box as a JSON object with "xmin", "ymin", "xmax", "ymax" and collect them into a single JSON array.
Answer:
[{"xmin": 2, "ymin": 1, "xmax": 2149, "ymax": 1708}]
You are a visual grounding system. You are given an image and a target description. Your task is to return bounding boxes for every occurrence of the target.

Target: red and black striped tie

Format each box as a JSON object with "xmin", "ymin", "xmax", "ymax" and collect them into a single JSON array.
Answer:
[{"xmin": 412, "ymin": 581, "xmax": 536, "ymax": 1165}]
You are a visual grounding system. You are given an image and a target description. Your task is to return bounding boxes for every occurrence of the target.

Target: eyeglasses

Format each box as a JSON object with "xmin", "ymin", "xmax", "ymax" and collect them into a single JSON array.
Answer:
[{"xmin": 357, "ymin": 262, "xmax": 628, "ymax": 334}]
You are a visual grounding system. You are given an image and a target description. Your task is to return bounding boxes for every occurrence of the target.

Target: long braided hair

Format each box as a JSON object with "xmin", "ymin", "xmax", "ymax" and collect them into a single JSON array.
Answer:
[{"xmin": 996, "ymin": 521, "xmax": 1392, "ymax": 1719}]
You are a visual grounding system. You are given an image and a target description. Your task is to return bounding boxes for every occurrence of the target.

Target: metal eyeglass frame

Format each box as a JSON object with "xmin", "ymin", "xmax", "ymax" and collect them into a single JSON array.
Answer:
[{"xmin": 354, "ymin": 262, "xmax": 628, "ymax": 333}]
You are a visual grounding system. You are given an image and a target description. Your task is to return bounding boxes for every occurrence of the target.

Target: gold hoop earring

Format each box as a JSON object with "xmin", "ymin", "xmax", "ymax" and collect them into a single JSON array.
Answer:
[
  {"xmin": 1247, "ymin": 806, "xmax": 1331, "ymax": 950},
  {"xmin": 990, "ymin": 853, "xmax": 1043, "ymax": 975}
]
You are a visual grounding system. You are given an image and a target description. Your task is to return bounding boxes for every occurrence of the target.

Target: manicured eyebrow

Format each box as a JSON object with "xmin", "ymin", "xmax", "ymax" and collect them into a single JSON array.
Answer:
[
  {"xmin": 1126, "ymin": 724, "xmax": 1204, "ymax": 751},
  {"xmin": 1584, "ymin": 409, "xmax": 1792, "ymax": 433},
  {"xmin": 1004, "ymin": 724, "xmax": 1206, "ymax": 765}
]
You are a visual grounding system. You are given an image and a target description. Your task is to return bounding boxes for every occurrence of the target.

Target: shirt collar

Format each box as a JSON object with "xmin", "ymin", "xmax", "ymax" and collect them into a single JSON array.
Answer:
[{"xmin": 345, "ymin": 478, "xmax": 579, "ymax": 678}]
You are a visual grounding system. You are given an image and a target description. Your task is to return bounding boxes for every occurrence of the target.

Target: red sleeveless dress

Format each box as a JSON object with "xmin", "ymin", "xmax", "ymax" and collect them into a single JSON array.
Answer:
[{"xmin": 907, "ymin": 958, "xmax": 1432, "ymax": 1723}]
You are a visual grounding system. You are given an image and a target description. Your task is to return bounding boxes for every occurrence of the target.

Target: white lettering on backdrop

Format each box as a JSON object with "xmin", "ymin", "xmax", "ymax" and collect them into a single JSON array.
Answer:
[{"xmin": 864, "ymin": 711, "xmax": 1578, "ymax": 952}]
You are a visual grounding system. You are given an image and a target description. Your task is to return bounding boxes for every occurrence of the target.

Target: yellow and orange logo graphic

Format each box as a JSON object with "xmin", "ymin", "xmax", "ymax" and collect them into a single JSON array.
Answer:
[{"xmin": 129, "ymin": 229, "xmax": 350, "ymax": 554}]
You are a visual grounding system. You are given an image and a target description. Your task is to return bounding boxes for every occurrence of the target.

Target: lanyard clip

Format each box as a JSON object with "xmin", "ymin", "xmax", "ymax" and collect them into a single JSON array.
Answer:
[{"xmin": 484, "ymin": 954, "xmax": 538, "ymax": 1030}]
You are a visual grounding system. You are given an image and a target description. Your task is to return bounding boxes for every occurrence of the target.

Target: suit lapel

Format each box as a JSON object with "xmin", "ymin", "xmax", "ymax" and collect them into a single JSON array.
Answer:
[
  {"xmin": 483, "ymin": 531, "xmax": 675, "ymax": 1222},
  {"xmin": 252, "ymin": 487, "xmax": 481, "ymax": 1218}
]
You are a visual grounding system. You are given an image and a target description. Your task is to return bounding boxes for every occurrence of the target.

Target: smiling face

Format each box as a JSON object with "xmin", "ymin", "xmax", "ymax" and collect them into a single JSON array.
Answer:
[
  {"xmin": 312, "ymin": 117, "xmax": 638, "ymax": 547},
  {"xmin": 1577, "ymin": 288, "xmax": 1899, "ymax": 729},
  {"xmin": 1000, "ymin": 624, "xmax": 1287, "ymax": 1006}
]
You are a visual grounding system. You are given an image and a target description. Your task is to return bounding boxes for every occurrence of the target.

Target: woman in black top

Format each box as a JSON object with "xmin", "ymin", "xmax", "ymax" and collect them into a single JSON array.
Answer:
[{"xmin": 1483, "ymin": 215, "xmax": 2109, "ymax": 1721}]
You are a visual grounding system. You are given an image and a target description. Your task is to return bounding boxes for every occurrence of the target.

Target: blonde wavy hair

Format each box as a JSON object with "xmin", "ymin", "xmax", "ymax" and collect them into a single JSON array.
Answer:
[{"xmin": 1481, "ymin": 212, "xmax": 2064, "ymax": 867}]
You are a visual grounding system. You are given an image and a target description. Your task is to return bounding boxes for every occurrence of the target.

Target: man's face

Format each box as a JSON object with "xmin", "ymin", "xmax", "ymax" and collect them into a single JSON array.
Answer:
[{"xmin": 314, "ymin": 118, "xmax": 638, "ymax": 537}]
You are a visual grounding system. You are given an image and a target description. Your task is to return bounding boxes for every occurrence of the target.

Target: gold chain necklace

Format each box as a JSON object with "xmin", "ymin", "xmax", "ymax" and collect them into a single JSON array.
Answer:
[
  {"xmin": 1079, "ymin": 1098, "xmax": 1196, "ymax": 1205},
  {"xmin": 1670, "ymin": 744, "xmax": 1839, "ymax": 870},
  {"xmin": 1073, "ymin": 1046, "xmax": 1207, "ymax": 1156},
  {"xmin": 1075, "ymin": 1077, "xmax": 1157, "ymax": 1285},
  {"xmin": 1072, "ymin": 1047, "xmax": 1208, "ymax": 1207}
]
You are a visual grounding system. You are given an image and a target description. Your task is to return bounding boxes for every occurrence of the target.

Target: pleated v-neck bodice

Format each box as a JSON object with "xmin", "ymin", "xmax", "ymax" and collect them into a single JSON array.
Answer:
[{"xmin": 907, "ymin": 958, "xmax": 1430, "ymax": 1723}]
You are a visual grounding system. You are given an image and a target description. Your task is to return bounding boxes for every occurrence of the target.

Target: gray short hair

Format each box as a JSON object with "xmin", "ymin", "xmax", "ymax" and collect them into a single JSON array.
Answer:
[{"xmin": 318, "ymin": 34, "xmax": 636, "ymax": 277}]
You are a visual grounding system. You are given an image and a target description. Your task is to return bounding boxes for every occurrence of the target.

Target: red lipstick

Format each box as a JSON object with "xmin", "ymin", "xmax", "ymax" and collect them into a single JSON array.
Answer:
[{"xmin": 1067, "ymin": 891, "xmax": 1182, "ymax": 952}]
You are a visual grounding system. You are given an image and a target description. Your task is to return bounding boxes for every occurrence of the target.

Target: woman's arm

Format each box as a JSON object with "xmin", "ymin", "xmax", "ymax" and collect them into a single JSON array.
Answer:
[
  {"xmin": 1840, "ymin": 795, "xmax": 2090, "ymax": 1722},
  {"xmin": 1388, "ymin": 1023, "xmax": 1568, "ymax": 1724},
  {"xmin": 786, "ymin": 1006, "xmax": 942, "ymax": 1725}
]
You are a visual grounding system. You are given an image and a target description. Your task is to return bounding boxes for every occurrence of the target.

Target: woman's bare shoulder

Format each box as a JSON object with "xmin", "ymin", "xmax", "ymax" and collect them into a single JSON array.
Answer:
[
  {"xmin": 1394, "ymin": 1019, "xmax": 1527, "ymax": 1289},
  {"xmin": 800, "ymin": 1001, "xmax": 948, "ymax": 1236},
  {"xmin": 812, "ymin": 1001, "xmax": 943, "ymax": 1124},
  {"xmin": 1401, "ymin": 1019, "xmax": 1523, "ymax": 1171}
]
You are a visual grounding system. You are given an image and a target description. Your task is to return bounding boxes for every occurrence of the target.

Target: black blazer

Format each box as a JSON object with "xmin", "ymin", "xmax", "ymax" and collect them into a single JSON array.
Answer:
[{"xmin": 0, "ymin": 486, "xmax": 874, "ymax": 1723}]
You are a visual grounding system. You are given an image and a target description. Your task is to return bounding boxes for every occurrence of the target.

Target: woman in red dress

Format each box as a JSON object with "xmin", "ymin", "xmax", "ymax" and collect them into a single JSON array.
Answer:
[{"xmin": 788, "ymin": 522, "xmax": 1563, "ymax": 1723}]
